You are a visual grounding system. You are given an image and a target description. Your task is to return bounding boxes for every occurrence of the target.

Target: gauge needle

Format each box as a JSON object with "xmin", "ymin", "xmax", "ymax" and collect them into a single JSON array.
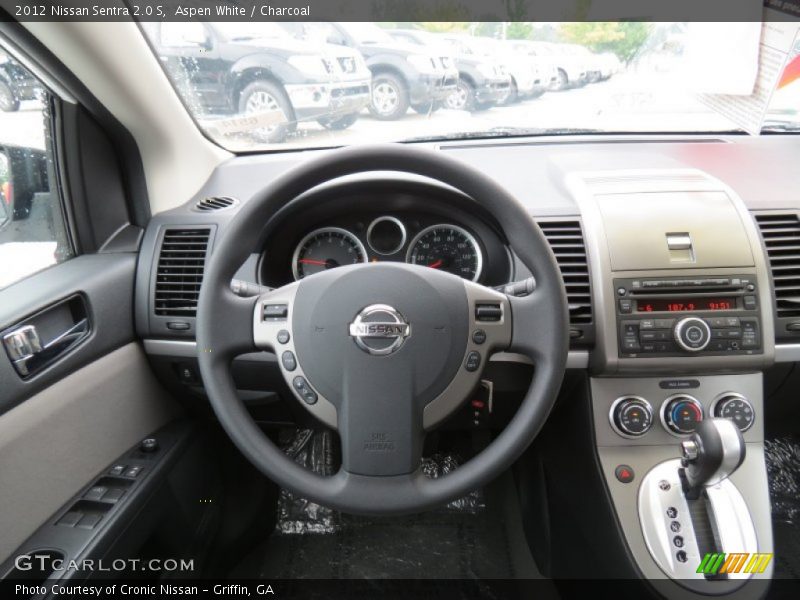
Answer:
[
  {"xmin": 299, "ymin": 259, "xmax": 328, "ymax": 266},
  {"xmin": 428, "ymin": 259, "xmax": 443, "ymax": 269}
]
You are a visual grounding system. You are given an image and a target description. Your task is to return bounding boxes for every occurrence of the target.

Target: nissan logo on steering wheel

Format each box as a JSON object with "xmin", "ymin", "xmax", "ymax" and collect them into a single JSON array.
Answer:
[{"xmin": 348, "ymin": 304, "xmax": 411, "ymax": 356}]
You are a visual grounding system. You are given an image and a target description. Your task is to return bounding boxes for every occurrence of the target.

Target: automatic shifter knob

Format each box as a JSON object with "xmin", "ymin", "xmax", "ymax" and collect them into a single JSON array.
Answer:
[{"xmin": 680, "ymin": 418, "xmax": 745, "ymax": 498}]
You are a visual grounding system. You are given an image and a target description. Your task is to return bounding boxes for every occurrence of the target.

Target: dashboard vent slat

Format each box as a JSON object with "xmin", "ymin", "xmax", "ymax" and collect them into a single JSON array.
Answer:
[
  {"xmin": 538, "ymin": 219, "xmax": 593, "ymax": 326},
  {"xmin": 154, "ymin": 228, "xmax": 211, "ymax": 317},
  {"xmin": 194, "ymin": 196, "xmax": 238, "ymax": 212},
  {"xmin": 754, "ymin": 212, "xmax": 800, "ymax": 318}
]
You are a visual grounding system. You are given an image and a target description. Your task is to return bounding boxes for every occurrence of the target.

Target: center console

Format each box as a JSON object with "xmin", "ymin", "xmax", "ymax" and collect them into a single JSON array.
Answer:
[{"xmin": 562, "ymin": 168, "xmax": 775, "ymax": 596}]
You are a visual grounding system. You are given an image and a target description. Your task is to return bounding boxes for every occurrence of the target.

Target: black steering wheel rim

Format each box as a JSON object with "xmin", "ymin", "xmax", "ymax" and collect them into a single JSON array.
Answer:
[{"xmin": 196, "ymin": 143, "xmax": 569, "ymax": 515}]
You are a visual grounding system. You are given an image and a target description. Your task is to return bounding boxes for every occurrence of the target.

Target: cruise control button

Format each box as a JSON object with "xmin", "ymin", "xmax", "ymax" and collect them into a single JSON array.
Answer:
[
  {"xmin": 472, "ymin": 329, "xmax": 487, "ymax": 345},
  {"xmin": 465, "ymin": 351, "xmax": 482, "ymax": 372},
  {"xmin": 277, "ymin": 330, "xmax": 290, "ymax": 344},
  {"xmin": 281, "ymin": 351, "xmax": 297, "ymax": 372}
]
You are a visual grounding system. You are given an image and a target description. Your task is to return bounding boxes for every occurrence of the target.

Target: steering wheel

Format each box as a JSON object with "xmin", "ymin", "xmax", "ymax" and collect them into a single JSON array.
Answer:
[{"xmin": 196, "ymin": 144, "xmax": 568, "ymax": 515}]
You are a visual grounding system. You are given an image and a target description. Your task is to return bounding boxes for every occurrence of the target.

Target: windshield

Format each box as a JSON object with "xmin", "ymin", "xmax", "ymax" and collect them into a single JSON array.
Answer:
[
  {"xmin": 141, "ymin": 22, "xmax": 800, "ymax": 152},
  {"xmin": 338, "ymin": 23, "xmax": 394, "ymax": 45},
  {"xmin": 214, "ymin": 23, "xmax": 290, "ymax": 42}
]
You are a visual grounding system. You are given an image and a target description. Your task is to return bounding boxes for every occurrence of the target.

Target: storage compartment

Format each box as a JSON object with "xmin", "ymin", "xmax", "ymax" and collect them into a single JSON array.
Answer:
[{"xmin": 597, "ymin": 191, "xmax": 754, "ymax": 271}]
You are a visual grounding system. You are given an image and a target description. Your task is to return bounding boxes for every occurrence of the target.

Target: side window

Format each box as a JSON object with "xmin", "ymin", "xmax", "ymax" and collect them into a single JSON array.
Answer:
[{"xmin": 0, "ymin": 47, "xmax": 71, "ymax": 289}]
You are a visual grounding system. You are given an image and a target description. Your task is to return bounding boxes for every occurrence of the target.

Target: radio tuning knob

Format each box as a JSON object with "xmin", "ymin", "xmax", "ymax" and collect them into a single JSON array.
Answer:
[{"xmin": 673, "ymin": 317, "xmax": 711, "ymax": 352}]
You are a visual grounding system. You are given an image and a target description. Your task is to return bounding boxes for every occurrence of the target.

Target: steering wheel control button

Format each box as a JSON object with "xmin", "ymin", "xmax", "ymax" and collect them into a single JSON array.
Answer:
[
  {"xmin": 292, "ymin": 376, "xmax": 317, "ymax": 405},
  {"xmin": 614, "ymin": 465, "xmax": 635, "ymax": 483},
  {"xmin": 464, "ymin": 351, "xmax": 482, "ymax": 372},
  {"xmin": 475, "ymin": 303, "xmax": 502, "ymax": 322},
  {"xmin": 713, "ymin": 393, "xmax": 755, "ymax": 432},
  {"xmin": 281, "ymin": 351, "xmax": 297, "ymax": 372},
  {"xmin": 472, "ymin": 329, "xmax": 487, "ymax": 345},
  {"xmin": 662, "ymin": 395, "xmax": 704, "ymax": 436},
  {"xmin": 277, "ymin": 330, "xmax": 291, "ymax": 344},
  {"xmin": 673, "ymin": 317, "xmax": 711, "ymax": 352},
  {"xmin": 263, "ymin": 304, "xmax": 288, "ymax": 321},
  {"xmin": 610, "ymin": 396, "xmax": 653, "ymax": 438}
]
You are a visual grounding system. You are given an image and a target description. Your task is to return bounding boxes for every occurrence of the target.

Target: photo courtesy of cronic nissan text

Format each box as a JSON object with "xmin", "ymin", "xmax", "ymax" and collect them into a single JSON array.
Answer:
[{"xmin": 0, "ymin": 1, "xmax": 800, "ymax": 599}]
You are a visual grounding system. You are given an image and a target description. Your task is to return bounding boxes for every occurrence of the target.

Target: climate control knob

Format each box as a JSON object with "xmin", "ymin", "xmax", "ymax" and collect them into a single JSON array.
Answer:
[
  {"xmin": 713, "ymin": 393, "xmax": 755, "ymax": 432},
  {"xmin": 610, "ymin": 396, "xmax": 653, "ymax": 438},
  {"xmin": 673, "ymin": 317, "xmax": 711, "ymax": 352},
  {"xmin": 662, "ymin": 395, "xmax": 704, "ymax": 435}
]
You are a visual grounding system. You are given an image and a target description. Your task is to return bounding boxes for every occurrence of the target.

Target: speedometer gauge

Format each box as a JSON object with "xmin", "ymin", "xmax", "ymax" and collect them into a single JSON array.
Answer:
[
  {"xmin": 406, "ymin": 224, "xmax": 483, "ymax": 281},
  {"xmin": 292, "ymin": 227, "xmax": 367, "ymax": 280}
]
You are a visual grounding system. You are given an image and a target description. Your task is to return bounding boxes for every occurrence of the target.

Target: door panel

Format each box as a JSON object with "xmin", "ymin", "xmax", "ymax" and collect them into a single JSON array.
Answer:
[
  {"xmin": 0, "ymin": 342, "xmax": 179, "ymax": 564},
  {"xmin": 0, "ymin": 254, "xmax": 183, "ymax": 563}
]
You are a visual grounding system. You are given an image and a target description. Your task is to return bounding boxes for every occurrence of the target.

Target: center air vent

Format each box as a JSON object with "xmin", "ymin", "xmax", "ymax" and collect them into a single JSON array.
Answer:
[
  {"xmin": 754, "ymin": 212, "xmax": 800, "ymax": 317},
  {"xmin": 154, "ymin": 228, "xmax": 211, "ymax": 317},
  {"xmin": 538, "ymin": 219, "xmax": 593, "ymax": 326},
  {"xmin": 194, "ymin": 196, "xmax": 237, "ymax": 212}
]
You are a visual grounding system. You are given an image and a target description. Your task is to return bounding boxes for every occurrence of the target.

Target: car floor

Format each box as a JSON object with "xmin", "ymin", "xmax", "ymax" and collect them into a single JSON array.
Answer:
[{"xmin": 765, "ymin": 435, "xmax": 800, "ymax": 580}]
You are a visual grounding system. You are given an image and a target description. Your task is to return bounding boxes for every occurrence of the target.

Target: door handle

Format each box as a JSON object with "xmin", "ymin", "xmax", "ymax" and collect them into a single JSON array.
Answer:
[{"xmin": 3, "ymin": 319, "xmax": 89, "ymax": 377}]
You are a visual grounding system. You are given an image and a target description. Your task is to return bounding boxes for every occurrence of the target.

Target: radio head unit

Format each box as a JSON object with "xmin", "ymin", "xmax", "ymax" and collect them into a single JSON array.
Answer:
[{"xmin": 615, "ymin": 275, "xmax": 762, "ymax": 358}]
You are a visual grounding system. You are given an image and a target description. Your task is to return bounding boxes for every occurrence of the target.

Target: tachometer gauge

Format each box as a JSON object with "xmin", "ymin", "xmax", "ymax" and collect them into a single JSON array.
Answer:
[
  {"xmin": 406, "ymin": 224, "xmax": 483, "ymax": 281},
  {"xmin": 292, "ymin": 227, "xmax": 367, "ymax": 280}
]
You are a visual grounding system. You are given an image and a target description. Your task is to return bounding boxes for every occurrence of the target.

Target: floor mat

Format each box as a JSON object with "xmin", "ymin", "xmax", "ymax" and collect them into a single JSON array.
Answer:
[{"xmin": 765, "ymin": 435, "xmax": 800, "ymax": 579}]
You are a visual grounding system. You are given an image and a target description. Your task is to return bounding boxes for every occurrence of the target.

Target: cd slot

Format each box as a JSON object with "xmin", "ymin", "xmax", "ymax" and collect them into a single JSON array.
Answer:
[{"xmin": 628, "ymin": 286, "xmax": 742, "ymax": 296}]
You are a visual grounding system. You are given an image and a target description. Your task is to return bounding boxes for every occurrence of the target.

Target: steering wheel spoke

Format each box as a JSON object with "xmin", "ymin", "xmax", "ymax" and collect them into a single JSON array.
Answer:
[
  {"xmin": 507, "ymin": 287, "xmax": 566, "ymax": 363},
  {"xmin": 197, "ymin": 289, "xmax": 259, "ymax": 358}
]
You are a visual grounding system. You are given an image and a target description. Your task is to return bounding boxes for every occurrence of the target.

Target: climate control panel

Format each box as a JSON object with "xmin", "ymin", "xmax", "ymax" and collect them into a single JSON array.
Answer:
[{"xmin": 608, "ymin": 391, "xmax": 755, "ymax": 439}]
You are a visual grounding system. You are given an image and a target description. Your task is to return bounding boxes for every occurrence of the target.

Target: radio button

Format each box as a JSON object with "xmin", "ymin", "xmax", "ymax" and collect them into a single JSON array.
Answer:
[
  {"xmin": 708, "ymin": 317, "xmax": 726, "ymax": 328},
  {"xmin": 674, "ymin": 317, "xmax": 712, "ymax": 352},
  {"xmin": 654, "ymin": 319, "xmax": 676, "ymax": 329},
  {"xmin": 724, "ymin": 317, "xmax": 741, "ymax": 328},
  {"xmin": 640, "ymin": 319, "xmax": 655, "ymax": 330},
  {"xmin": 623, "ymin": 322, "xmax": 639, "ymax": 335},
  {"xmin": 619, "ymin": 298, "xmax": 633, "ymax": 314},
  {"xmin": 743, "ymin": 296, "xmax": 757, "ymax": 310},
  {"xmin": 623, "ymin": 338, "xmax": 641, "ymax": 352}
]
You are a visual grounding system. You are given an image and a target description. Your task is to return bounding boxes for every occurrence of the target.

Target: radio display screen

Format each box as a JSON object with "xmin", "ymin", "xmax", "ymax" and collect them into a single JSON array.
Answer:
[{"xmin": 636, "ymin": 298, "xmax": 736, "ymax": 312}]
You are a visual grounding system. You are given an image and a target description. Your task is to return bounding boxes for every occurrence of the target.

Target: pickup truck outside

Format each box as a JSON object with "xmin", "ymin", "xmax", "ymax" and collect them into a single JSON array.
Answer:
[{"xmin": 143, "ymin": 22, "xmax": 371, "ymax": 142}]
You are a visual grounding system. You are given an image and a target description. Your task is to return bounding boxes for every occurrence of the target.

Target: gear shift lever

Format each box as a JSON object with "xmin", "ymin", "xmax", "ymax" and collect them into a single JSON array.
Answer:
[{"xmin": 679, "ymin": 418, "xmax": 745, "ymax": 499}]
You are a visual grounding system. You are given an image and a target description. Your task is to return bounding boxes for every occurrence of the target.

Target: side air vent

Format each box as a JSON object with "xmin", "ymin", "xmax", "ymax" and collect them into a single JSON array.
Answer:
[
  {"xmin": 154, "ymin": 228, "xmax": 211, "ymax": 317},
  {"xmin": 194, "ymin": 196, "xmax": 237, "ymax": 212},
  {"xmin": 538, "ymin": 219, "xmax": 593, "ymax": 326},
  {"xmin": 754, "ymin": 212, "xmax": 800, "ymax": 318}
]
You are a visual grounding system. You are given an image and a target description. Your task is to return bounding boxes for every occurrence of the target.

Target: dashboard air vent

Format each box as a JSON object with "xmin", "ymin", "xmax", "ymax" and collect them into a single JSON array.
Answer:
[
  {"xmin": 195, "ymin": 196, "xmax": 237, "ymax": 212},
  {"xmin": 754, "ymin": 212, "xmax": 800, "ymax": 317},
  {"xmin": 154, "ymin": 228, "xmax": 211, "ymax": 317},
  {"xmin": 538, "ymin": 219, "xmax": 592, "ymax": 325}
]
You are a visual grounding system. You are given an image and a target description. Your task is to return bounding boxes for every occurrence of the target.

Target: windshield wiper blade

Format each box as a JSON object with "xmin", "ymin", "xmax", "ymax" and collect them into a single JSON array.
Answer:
[{"xmin": 403, "ymin": 126, "xmax": 603, "ymax": 143}]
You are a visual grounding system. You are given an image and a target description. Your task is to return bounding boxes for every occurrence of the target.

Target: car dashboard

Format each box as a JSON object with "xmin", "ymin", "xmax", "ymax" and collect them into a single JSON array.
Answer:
[{"xmin": 133, "ymin": 132, "xmax": 800, "ymax": 593}]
